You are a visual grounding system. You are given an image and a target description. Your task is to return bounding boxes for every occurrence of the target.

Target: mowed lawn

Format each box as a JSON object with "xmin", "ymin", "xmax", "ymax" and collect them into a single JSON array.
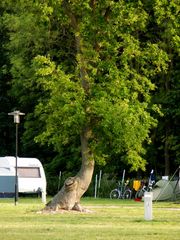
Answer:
[{"xmin": 0, "ymin": 197, "xmax": 179, "ymax": 240}]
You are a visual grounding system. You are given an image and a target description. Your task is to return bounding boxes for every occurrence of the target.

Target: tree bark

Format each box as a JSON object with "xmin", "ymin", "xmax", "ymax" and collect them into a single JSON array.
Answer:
[{"xmin": 45, "ymin": 127, "xmax": 94, "ymax": 211}]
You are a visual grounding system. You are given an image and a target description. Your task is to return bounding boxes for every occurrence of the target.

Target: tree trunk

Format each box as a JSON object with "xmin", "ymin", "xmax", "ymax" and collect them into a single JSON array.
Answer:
[{"xmin": 45, "ymin": 127, "xmax": 94, "ymax": 211}]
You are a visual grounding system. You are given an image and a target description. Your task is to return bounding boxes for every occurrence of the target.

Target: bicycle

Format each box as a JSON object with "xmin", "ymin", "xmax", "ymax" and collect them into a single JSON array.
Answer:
[
  {"xmin": 110, "ymin": 181, "xmax": 132, "ymax": 199},
  {"xmin": 135, "ymin": 181, "xmax": 154, "ymax": 199},
  {"xmin": 135, "ymin": 170, "xmax": 156, "ymax": 199}
]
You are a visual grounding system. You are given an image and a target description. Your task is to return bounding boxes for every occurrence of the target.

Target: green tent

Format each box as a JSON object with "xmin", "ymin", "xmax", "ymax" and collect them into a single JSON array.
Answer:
[{"xmin": 152, "ymin": 179, "xmax": 180, "ymax": 201}]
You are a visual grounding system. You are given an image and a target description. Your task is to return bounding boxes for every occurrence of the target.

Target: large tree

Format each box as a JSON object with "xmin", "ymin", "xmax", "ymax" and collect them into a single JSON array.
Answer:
[{"xmin": 3, "ymin": 0, "xmax": 168, "ymax": 210}]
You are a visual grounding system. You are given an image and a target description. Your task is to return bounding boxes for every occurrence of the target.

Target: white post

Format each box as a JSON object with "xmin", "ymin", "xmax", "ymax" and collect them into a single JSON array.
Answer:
[
  {"xmin": 58, "ymin": 171, "xmax": 62, "ymax": 191},
  {"xmin": 94, "ymin": 174, "xmax": 98, "ymax": 198},
  {"xmin": 120, "ymin": 169, "xmax": 125, "ymax": 193},
  {"xmin": 97, "ymin": 170, "xmax": 102, "ymax": 198},
  {"xmin": 144, "ymin": 192, "xmax": 153, "ymax": 220},
  {"xmin": 41, "ymin": 190, "xmax": 46, "ymax": 204},
  {"xmin": 98, "ymin": 170, "xmax": 102, "ymax": 189}
]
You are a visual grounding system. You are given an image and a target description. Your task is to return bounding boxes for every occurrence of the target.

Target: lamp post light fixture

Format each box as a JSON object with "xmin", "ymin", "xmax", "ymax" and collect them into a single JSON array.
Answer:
[{"xmin": 8, "ymin": 110, "xmax": 25, "ymax": 205}]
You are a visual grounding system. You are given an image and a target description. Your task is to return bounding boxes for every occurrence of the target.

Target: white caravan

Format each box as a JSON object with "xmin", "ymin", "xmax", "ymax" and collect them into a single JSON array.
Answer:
[{"xmin": 0, "ymin": 156, "xmax": 46, "ymax": 202}]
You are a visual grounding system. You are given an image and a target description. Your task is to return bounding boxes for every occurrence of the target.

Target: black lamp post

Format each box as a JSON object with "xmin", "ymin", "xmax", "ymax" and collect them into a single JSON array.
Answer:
[{"xmin": 8, "ymin": 110, "xmax": 25, "ymax": 205}]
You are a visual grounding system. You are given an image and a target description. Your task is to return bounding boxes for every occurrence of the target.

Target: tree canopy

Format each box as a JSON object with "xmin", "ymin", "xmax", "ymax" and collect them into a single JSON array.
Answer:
[{"xmin": 0, "ymin": 0, "xmax": 179, "ymax": 195}]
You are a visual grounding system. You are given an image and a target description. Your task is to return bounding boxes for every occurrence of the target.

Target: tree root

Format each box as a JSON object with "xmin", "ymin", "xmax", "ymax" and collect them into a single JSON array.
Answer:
[{"xmin": 37, "ymin": 205, "xmax": 93, "ymax": 214}]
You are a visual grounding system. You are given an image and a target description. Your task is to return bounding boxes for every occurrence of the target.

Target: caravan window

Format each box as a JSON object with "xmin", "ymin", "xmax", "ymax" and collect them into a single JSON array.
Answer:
[{"xmin": 17, "ymin": 167, "xmax": 41, "ymax": 178}]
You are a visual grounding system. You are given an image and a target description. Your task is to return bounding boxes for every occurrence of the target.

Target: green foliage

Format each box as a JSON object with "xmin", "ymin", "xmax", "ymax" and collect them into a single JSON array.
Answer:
[
  {"xmin": 1, "ymin": 0, "xmax": 179, "ymax": 181},
  {"xmin": 146, "ymin": 0, "xmax": 180, "ymax": 172},
  {"xmin": 32, "ymin": 55, "xmax": 86, "ymax": 147},
  {"xmin": 0, "ymin": 4, "xmax": 16, "ymax": 156}
]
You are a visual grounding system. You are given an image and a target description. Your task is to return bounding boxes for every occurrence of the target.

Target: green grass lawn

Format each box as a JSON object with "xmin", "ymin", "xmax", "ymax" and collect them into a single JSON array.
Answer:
[{"xmin": 0, "ymin": 197, "xmax": 179, "ymax": 240}]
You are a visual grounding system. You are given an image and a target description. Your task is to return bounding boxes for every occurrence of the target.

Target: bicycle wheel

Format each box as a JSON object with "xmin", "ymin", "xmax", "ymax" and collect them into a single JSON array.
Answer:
[
  {"xmin": 123, "ymin": 189, "xmax": 132, "ymax": 199},
  {"xmin": 110, "ymin": 189, "xmax": 120, "ymax": 199},
  {"xmin": 135, "ymin": 189, "xmax": 144, "ymax": 198}
]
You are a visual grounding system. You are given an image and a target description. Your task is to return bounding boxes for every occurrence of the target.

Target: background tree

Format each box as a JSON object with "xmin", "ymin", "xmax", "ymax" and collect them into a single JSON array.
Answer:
[
  {"xmin": 146, "ymin": 0, "xmax": 180, "ymax": 176},
  {"xmin": 0, "ymin": 3, "xmax": 16, "ymax": 156}
]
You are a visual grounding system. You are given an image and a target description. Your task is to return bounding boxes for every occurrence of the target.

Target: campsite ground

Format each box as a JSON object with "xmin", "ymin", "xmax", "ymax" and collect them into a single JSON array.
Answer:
[{"xmin": 0, "ymin": 197, "xmax": 179, "ymax": 240}]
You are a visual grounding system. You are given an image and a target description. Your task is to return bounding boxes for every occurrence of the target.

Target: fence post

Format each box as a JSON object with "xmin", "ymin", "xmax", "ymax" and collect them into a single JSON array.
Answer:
[{"xmin": 94, "ymin": 174, "xmax": 98, "ymax": 198}]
